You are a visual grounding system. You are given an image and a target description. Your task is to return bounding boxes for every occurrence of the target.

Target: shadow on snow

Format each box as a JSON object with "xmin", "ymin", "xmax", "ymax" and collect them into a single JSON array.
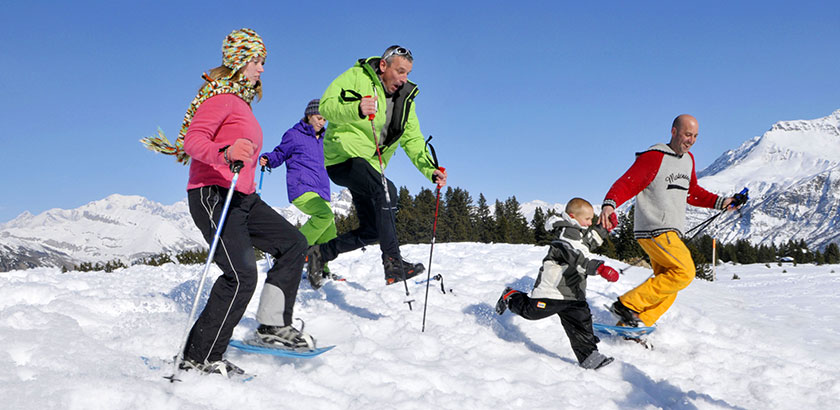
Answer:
[{"xmin": 618, "ymin": 363, "xmax": 747, "ymax": 410}]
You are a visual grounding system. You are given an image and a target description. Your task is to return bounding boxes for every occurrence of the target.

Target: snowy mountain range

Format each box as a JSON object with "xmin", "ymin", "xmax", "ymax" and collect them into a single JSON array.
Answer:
[
  {"xmin": 2, "ymin": 109, "xmax": 838, "ymax": 270},
  {"xmin": 690, "ymin": 109, "xmax": 840, "ymax": 249},
  {"xmin": 0, "ymin": 188, "xmax": 561, "ymax": 271},
  {"xmin": 0, "ymin": 191, "xmax": 356, "ymax": 271}
]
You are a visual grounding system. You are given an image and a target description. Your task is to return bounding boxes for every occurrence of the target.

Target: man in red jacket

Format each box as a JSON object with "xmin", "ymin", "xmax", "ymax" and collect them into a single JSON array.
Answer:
[{"xmin": 599, "ymin": 114, "xmax": 737, "ymax": 327}]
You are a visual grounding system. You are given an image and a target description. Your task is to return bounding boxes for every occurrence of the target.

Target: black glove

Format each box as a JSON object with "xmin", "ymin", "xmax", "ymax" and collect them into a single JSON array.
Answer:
[{"xmin": 730, "ymin": 188, "xmax": 749, "ymax": 208}]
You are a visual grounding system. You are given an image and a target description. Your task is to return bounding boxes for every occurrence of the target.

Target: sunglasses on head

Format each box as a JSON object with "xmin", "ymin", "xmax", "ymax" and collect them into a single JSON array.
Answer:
[{"xmin": 382, "ymin": 46, "xmax": 412, "ymax": 61}]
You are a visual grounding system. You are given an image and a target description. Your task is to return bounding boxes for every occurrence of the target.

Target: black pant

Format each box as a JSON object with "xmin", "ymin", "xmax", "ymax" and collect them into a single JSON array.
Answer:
[
  {"xmin": 321, "ymin": 158, "xmax": 399, "ymax": 261},
  {"xmin": 184, "ymin": 186, "xmax": 307, "ymax": 363},
  {"xmin": 507, "ymin": 293, "xmax": 600, "ymax": 363}
]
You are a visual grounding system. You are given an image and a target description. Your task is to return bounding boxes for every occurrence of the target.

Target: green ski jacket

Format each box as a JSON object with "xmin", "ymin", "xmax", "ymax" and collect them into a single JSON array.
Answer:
[{"xmin": 319, "ymin": 56, "xmax": 436, "ymax": 181}]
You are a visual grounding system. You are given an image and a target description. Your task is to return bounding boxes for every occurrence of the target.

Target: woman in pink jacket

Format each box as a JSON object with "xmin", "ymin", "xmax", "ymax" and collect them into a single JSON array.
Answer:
[{"xmin": 165, "ymin": 28, "xmax": 316, "ymax": 377}]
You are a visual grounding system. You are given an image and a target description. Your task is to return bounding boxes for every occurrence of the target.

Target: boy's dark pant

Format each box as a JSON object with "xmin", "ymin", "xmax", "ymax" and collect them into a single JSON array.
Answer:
[
  {"xmin": 320, "ymin": 158, "xmax": 399, "ymax": 262},
  {"xmin": 184, "ymin": 186, "xmax": 307, "ymax": 363},
  {"xmin": 507, "ymin": 293, "xmax": 600, "ymax": 363}
]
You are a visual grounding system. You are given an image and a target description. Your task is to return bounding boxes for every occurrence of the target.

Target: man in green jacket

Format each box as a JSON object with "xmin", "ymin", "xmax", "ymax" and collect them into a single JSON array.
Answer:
[{"xmin": 306, "ymin": 45, "xmax": 448, "ymax": 288}]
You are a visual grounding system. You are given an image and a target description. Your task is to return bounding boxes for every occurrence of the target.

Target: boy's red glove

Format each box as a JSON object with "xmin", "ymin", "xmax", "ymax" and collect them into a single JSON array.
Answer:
[{"xmin": 597, "ymin": 264, "xmax": 619, "ymax": 282}]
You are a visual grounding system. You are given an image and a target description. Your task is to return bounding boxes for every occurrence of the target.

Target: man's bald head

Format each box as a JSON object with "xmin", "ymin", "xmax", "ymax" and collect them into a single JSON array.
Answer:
[
  {"xmin": 672, "ymin": 114, "xmax": 698, "ymax": 130},
  {"xmin": 669, "ymin": 114, "xmax": 699, "ymax": 155}
]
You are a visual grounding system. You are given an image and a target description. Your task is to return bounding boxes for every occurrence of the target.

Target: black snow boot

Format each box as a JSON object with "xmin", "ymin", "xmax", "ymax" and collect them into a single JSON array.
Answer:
[
  {"xmin": 382, "ymin": 255, "xmax": 424, "ymax": 285},
  {"xmin": 609, "ymin": 299, "xmax": 641, "ymax": 327},
  {"xmin": 305, "ymin": 245, "xmax": 326, "ymax": 290},
  {"xmin": 495, "ymin": 287, "xmax": 520, "ymax": 315}
]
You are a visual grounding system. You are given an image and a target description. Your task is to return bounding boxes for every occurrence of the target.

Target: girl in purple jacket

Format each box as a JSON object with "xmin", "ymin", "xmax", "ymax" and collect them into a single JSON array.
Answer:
[{"xmin": 260, "ymin": 99, "xmax": 337, "ymax": 290}]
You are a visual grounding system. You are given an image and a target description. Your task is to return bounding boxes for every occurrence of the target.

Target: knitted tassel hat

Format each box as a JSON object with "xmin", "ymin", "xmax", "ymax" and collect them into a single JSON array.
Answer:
[
  {"xmin": 222, "ymin": 28, "xmax": 267, "ymax": 77},
  {"xmin": 140, "ymin": 28, "xmax": 267, "ymax": 164}
]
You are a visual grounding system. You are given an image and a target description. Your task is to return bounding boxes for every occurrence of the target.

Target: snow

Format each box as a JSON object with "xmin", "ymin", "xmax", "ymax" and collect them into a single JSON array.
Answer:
[{"xmin": 1, "ymin": 242, "xmax": 838, "ymax": 409}]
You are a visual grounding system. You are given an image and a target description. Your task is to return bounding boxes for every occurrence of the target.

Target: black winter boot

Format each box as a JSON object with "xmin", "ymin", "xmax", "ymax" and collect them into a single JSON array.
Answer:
[
  {"xmin": 495, "ymin": 287, "xmax": 520, "ymax": 315},
  {"xmin": 382, "ymin": 255, "xmax": 424, "ymax": 285},
  {"xmin": 305, "ymin": 245, "xmax": 325, "ymax": 290},
  {"xmin": 609, "ymin": 299, "xmax": 641, "ymax": 327}
]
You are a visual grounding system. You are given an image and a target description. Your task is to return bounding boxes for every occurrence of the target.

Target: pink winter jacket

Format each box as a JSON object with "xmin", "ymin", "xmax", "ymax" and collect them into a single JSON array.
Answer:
[{"xmin": 183, "ymin": 93, "xmax": 262, "ymax": 194}]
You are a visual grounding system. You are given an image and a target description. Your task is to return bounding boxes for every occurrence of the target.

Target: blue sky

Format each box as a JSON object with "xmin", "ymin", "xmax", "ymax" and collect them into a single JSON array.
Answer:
[{"xmin": 1, "ymin": 1, "xmax": 838, "ymax": 223}]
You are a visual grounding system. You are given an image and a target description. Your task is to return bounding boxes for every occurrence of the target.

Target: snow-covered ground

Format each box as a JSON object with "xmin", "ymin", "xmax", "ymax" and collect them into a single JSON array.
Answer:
[{"xmin": 1, "ymin": 243, "xmax": 838, "ymax": 409}]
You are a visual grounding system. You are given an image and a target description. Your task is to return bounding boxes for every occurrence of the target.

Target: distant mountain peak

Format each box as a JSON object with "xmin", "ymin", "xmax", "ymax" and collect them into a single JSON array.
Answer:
[{"xmin": 693, "ymin": 109, "xmax": 840, "ymax": 250}]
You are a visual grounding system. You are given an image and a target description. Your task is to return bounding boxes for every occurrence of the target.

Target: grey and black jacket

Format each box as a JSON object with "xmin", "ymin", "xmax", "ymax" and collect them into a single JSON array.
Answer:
[{"xmin": 530, "ymin": 212, "xmax": 609, "ymax": 301}]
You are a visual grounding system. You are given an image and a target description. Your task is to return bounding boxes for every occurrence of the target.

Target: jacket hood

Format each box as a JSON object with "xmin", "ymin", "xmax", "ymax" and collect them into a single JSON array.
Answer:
[
  {"xmin": 293, "ymin": 119, "xmax": 325, "ymax": 138},
  {"xmin": 546, "ymin": 212, "xmax": 607, "ymax": 251}
]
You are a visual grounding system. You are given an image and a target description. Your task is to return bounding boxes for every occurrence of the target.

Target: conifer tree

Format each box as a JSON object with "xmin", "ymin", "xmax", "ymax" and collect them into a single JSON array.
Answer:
[
  {"xmin": 596, "ymin": 236, "xmax": 619, "ymax": 259},
  {"xmin": 735, "ymin": 239, "xmax": 757, "ymax": 264},
  {"xmin": 797, "ymin": 239, "xmax": 813, "ymax": 263},
  {"xmin": 757, "ymin": 244, "xmax": 775, "ymax": 263},
  {"xmin": 531, "ymin": 207, "xmax": 551, "ymax": 246},
  {"xmin": 413, "ymin": 187, "xmax": 436, "ymax": 243},
  {"xmin": 335, "ymin": 204, "xmax": 359, "ymax": 236},
  {"xmin": 696, "ymin": 235, "xmax": 715, "ymax": 265},
  {"xmin": 824, "ymin": 242, "xmax": 840, "ymax": 264},
  {"xmin": 443, "ymin": 187, "xmax": 473, "ymax": 242},
  {"xmin": 687, "ymin": 240, "xmax": 712, "ymax": 280},
  {"xmin": 474, "ymin": 193, "xmax": 494, "ymax": 243},
  {"xmin": 722, "ymin": 243, "xmax": 738, "ymax": 264},
  {"xmin": 493, "ymin": 199, "xmax": 510, "ymax": 243},
  {"xmin": 395, "ymin": 187, "xmax": 417, "ymax": 243},
  {"xmin": 814, "ymin": 250, "xmax": 825, "ymax": 265},
  {"xmin": 503, "ymin": 196, "xmax": 531, "ymax": 244},
  {"xmin": 612, "ymin": 205, "xmax": 645, "ymax": 262}
]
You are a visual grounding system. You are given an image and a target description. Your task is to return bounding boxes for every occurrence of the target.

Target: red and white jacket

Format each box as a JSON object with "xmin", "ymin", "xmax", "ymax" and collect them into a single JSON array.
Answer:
[{"xmin": 603, "ymin": 143, "xmax": 725, "ymax": 239}]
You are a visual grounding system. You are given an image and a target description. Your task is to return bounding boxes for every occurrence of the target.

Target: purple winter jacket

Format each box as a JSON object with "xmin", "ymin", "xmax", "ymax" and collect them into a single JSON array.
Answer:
[{"xmin": 261, "ymin": 120, "xmax": 331, "ymax": 202}]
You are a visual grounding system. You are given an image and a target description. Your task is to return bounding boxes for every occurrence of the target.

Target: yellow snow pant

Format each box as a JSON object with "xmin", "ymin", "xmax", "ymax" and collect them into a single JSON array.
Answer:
[{"xmin": 619, "ymin": 231, "xmax": 694, "ymax": 326}]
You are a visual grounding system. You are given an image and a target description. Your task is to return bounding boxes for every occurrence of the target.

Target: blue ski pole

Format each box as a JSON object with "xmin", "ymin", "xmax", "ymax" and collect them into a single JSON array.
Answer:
[
  {"xmin": 167, "ymin": 160, "xmax": 243, "ymax": 382},
  {"xmin": 256, "ymin": 165, "xmax": 265, "ymax": 196}
]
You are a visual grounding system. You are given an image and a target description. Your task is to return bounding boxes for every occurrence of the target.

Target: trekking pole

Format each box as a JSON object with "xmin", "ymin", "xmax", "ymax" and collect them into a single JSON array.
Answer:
[
  {"xmin": 166, "ymin": 160, "xmax": 244, "ymax": 382},
  {"xmin": 685, "ymin": 188, "xmax": 749, "ymax": 243},
  {"xmin": 367, "ymin": 90, "xmax": 414, "ymax": 310},
  {"xmin": 619, "ymin": 258, "xmax": 647, "ymax": 274},
  {"xmin": 256, "ymin": 164, "xmax": 274, "ymax": 267},
  {"xmin": 422, "ymin": 137, "xmax": 446, "ymax": 332},
  {"xmin": 256, "ymin": 165, "xmax": 265, "ymax": 196}
]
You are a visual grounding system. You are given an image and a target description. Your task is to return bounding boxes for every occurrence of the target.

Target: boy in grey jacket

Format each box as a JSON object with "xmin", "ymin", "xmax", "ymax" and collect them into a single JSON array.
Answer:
[{"xmin": 495, "ymin": 198, "xmax": 619, "ymax": 370}]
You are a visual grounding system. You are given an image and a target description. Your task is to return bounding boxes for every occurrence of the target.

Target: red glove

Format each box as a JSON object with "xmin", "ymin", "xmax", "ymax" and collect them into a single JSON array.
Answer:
[
  {"xmin": 225, "ymin": 139, "xmax": 255, "ymax": 163},
  {"xmin": 606, "ymin": 213, "xmax": 618, "ymax": 232},
  {"xmin": 597, "ymin": 264, "xmax": 619, "ymax": 282}
]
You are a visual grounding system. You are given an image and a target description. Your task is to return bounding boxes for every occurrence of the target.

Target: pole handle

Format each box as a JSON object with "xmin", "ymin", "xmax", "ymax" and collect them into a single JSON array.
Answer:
[
  {"xmin": 365, "ymin": 95, "xmax": 375, "ymax": 120},
  {"xmin": 434, "ymin": 167, "xmax": 446, "ymax": 188}
]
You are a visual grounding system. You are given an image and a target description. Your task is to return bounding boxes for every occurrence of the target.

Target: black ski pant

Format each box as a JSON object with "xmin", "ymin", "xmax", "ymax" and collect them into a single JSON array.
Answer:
[
  {"xmin": 507, "ymin": 293, "xmax": 600, "ymax": 364},
  {"xmin": 320, "ymin": 157, "xmax": 399, "ymax": 262},
  {"xmin": 184, "ymin": 186, "xmax": 307, "ymax": 363}
]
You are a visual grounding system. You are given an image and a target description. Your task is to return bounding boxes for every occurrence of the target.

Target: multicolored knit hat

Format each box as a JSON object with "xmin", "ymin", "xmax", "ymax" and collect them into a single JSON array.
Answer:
[
  {"xmin": 305, "ymin": 99, "xmax": 321, "ymax": 117},
  {"xmin": 222, "ymin": 28, "xmax": 267, "ymax": 76}
]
